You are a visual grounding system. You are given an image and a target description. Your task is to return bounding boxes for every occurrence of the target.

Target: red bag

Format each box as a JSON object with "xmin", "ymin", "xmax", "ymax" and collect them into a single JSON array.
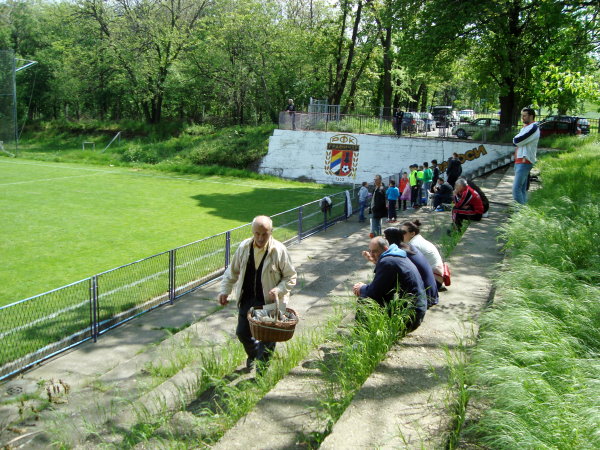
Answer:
[{"xmin": 443, "ymin": 263, "xmax": 451, "ymax": 286}]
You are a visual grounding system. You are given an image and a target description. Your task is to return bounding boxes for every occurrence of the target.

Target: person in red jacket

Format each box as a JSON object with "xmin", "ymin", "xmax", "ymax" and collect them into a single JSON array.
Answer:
[{"xmin": 452, "ymin": 178, "xmax": 484, "ymax": 231}]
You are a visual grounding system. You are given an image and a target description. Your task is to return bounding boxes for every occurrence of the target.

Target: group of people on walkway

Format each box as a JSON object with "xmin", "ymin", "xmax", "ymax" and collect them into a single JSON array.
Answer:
[
  {"xmin": 216, "ymin": 107, "xmax": 539, "ymax": 375},
  {"xmin": 216, "ymin": 214, "xmax": 446, "ymax": 374}
]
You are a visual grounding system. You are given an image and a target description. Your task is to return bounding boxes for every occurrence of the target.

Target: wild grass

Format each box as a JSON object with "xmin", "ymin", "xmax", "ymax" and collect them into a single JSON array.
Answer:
[
  {"xmin": 302, "ymin": 297, "xmax": 415, "ymax": 446},
  {"xmin": 456, "ymin": 135, "xmax": 600, "ymax": 449},
  {"xmin": 116, "ymin": 302, "xmax": 352, "ymax": 448}
]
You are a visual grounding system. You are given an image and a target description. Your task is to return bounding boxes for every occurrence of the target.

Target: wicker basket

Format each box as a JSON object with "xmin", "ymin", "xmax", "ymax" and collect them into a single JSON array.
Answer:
[{"xmin": 247, "ymin": 301, "xmax": 298, "ymax": 343}]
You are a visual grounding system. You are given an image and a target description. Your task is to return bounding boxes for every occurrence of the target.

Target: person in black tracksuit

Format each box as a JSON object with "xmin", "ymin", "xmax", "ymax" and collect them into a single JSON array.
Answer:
[{"xmin": 446, "ymin": 153, "xmax": 462, "ymax": 187}]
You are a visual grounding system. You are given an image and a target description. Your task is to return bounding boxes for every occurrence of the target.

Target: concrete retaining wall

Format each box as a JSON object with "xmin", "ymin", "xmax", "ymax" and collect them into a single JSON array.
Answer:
[{"xmin": 259, "ymin": 130, "xmax": 514, "ymax": 184}]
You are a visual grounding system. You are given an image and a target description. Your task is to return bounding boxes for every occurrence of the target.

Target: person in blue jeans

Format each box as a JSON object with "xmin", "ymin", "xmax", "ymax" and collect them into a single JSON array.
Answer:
[
  {"xmin": 512, "ymin": 107, "xmax": 540, "ymax": 204},
  {"xmin": 386, "ymin": 179, "xmax": 400, "ymax": 222},
  {"xmin": 358, "ymin": 181, "xmax": 369, "ymax": 222}
]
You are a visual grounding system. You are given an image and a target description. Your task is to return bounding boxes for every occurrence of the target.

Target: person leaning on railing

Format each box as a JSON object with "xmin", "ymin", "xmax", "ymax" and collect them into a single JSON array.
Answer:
[{"xmin": 218, "ymin": 215, "xmax": 297, "ymax": 373}]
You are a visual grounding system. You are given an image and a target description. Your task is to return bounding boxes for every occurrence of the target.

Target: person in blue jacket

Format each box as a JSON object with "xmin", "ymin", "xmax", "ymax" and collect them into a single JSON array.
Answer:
[
  {"xmin": 383, "ymin": 227, "xmax": 439, "ymax": 308},
  {"xmin": 353, "ymin": 237, "xmax": 427, "ymax": 331}
]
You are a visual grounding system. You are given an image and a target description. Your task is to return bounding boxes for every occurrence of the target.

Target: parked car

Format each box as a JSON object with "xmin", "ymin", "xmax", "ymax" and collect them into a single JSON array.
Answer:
[
  {"xmin": 401, "ymin": 112, "xmax": 425, "ymax": 133},
  {"xmin": 418, "ymin": 112, "xmax": 436, "ymax": 131},
  {"xmin": 576, "ymin": 118, "xmax": 590, "ymax": 135},
  {"xmin": 458, "ymin": 109, "xmax": 475, "ymax": 122},
  {"xmin": 431, "ymin": 106, "xmax": 458, "ymax": 127},
  {"xmin": 538, "ymin": 119, "xmax": 581, "ymax": 138},
  {"xmin": 452, "ymin": 118, "xmax": 500, "ymax": 139}
]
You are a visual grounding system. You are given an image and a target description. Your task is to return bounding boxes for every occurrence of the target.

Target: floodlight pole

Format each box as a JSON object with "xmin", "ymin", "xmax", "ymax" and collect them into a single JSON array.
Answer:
[{"xmin": 14, "ymin": 59, "xmax": 38, "ymax": 156}]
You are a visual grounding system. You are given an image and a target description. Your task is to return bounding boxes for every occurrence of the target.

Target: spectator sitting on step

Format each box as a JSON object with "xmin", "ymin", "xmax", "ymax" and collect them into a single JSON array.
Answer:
[
  {"xmin": 382, "ymin": 227, "xmax": 439, "ymax": 308},
  {"xmin": 353, "ymin": 237, "xmax": 427, "ymax": 331},
  {"xmin": 400, "ymin": 220, "xmax": 445, "ymax": 289},
  {"xmin": 452, "ymin": 178, "xmax": 484, "ymax": 232},
  {"xmin": 467, "ymin": 179, "xmax": 490, "ymax": 217},
  {"xmin": 433, "ymin": 177, "xmax": 454, "ymax": 211}
]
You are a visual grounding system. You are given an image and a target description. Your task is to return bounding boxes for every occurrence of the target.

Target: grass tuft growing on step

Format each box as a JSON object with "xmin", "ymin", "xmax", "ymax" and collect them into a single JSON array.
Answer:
[{"xmin": 301, "ymin": 297, "xmax": 416, "ymax": 447}]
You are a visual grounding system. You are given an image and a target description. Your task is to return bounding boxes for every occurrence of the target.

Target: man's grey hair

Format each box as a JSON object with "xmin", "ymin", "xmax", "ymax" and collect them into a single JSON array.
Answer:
[
  {"xmin": 455, "ymin": 178, "xmax": 468, "ymax": 188},
  {"xmin": 252, "ymin": 215, "xmax": 273, "ymax": 230},
  {"xmin": 374, "ymin": 236, "xmax": 389, "ymax": 250}
]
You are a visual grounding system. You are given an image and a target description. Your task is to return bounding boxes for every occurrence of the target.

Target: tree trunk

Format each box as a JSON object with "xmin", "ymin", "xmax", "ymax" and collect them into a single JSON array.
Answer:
[{"xmin": 381, "ymin": 26, "xmax": 393, "ymax": 112}]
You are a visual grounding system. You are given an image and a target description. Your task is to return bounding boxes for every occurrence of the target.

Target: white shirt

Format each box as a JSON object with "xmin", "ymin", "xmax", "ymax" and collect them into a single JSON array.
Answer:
[{"xmin": 409, "ymin": 234, "xmax": 443, "ymax": 272}]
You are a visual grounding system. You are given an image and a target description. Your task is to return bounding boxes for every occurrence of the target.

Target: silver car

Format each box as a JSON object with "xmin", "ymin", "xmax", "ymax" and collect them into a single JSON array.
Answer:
[
  {"xmin": 418, "ymin": 112, "xmax": 436, "ymax": 132},
  {"xmin": 452, "ymin": 118, "xmax": 500, "ymax": 139}
]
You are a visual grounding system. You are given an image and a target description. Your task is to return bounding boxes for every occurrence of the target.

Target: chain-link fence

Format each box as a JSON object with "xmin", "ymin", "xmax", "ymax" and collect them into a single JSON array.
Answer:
[
  {"xmin": 0, "ymin": 188, "xmax": 359, "ymax": 380},
  {"xmin": 0, "ymin": 50, "xmax": 17, "ymax": 154}
]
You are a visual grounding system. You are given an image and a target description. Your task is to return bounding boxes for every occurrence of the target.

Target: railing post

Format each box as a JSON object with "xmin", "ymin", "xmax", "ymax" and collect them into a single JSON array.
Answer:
[
  {"xmin": 91, "ymin": 275, "xmax": 98, "ymax": 342},
  {"xmin": 298, "ymin": 206, "xmax": 303, "ymax": 243},
  {"xmin": 225, "ymin": 231, "xmax": 231, "ymax": 269},
  {"xmin": 169, "ymin": 249, "xmax": 176, "ymax": 304}
]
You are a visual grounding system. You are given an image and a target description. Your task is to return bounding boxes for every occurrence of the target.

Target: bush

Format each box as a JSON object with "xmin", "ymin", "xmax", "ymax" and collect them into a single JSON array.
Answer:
[{"xmin": 121, "ymin": 144, "xmax": 159, "ymax": 164}]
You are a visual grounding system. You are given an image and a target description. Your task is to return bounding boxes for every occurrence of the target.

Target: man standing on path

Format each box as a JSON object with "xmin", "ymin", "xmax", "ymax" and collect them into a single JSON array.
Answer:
[
  {"xmin": 430, "ymin": 159, "xmax": 440, "ymax": 191},
  {"xmin": 218, "ymin": 216, "xmax": 297, "ymax": 371},
  {"xmin": 285, "ymin": 99, "xmax": 296, "ymax": 130},
  {"xmin": 446, "ymin": 152, "xmax": 462, "ymax": 187},
  {"xmin": 358, "ymin": 181, "xmax": 369, "ymax": 222},
  {"xmin": 512, "ymin": 107, "xmax": 540, "ymax": 204},
  {"xmin": 370, "ymin": 174, "xmax": 387, "ymax": 237},
  {"xmin": 353, "ymin": 237, "xmax": 427, "ymax": 331}
]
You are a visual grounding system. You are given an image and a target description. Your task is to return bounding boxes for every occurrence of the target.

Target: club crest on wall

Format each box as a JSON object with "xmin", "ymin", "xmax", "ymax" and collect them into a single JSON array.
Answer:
[{"xmin": 324, "ymin": 134, "xmax": 359, "ymax": 179}]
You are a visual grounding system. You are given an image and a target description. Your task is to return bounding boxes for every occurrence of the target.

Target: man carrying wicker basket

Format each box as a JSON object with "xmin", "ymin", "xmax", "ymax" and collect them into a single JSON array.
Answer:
[{"xmin": 218, "ymin": 216, "xmax": 297, "ymax": 372}]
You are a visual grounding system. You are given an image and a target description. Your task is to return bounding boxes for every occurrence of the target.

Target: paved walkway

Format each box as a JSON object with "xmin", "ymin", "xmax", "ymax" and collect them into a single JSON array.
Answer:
[{"xmin": 0, "ymin": 166, "xmax": 514, "ymax": 448}]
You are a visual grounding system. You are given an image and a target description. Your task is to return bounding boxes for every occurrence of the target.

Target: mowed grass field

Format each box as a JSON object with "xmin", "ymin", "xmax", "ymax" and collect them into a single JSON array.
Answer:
[{"xmin": 0, "ymin": 158, "xmax": 332, "ymax": 306}]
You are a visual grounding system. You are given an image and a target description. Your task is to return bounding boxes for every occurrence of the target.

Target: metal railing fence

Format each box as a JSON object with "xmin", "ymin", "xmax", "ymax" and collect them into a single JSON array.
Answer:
[
  {"xmin": 280, "ymin": 111, "xmax": 599, "ymax": 137},
  {"xmin": 0, "ymin": 189, "xmax": 359, "ymax": 381}
]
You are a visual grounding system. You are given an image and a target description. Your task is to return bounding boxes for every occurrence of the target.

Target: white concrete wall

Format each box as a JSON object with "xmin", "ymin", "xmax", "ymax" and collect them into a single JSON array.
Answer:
[{"xmin": 259, "ymin": 130, "xmax": 514, "ymax": 184}]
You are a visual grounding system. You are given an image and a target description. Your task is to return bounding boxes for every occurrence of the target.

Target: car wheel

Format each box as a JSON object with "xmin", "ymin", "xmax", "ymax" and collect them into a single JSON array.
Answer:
[{"xmin": 456, "ymin": 129, "xmax": 467, "ymax": 139}]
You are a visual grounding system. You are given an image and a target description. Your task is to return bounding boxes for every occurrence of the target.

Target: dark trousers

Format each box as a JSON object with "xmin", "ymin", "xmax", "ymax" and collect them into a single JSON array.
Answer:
[
  {"xmin": 387, "ymin": 200, "xmax": 397, "ymax": 219},
  {"xmin": 410, "ymin": 186, "xmax": 420, "ymax": 207},
  {"xmin": 433, "ymin": 194, "xmax": 453, "ymax": 208},
  {"xmin": 401, "ymin": 199, "xmax": 407, "ymax": 210},
  {"xmin": 453, "ymin": 212, "xmax": 482, "ymax": 230},
  {"xmin": 236, "ymin": 312, "xmax": 276, "ymax": 362},
  {"xmin": 447, "ymin": 175, "xmax": 459, "ymax": 188}
]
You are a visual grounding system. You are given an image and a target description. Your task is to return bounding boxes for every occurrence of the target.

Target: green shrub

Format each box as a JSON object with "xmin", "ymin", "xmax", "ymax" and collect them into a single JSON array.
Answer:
[{"xmin": 121, "ymin": 144, "xmax": 159, "ymax": 164}]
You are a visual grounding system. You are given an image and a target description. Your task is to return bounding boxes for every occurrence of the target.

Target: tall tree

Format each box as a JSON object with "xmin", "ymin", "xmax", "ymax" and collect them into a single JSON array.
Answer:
[{"xmin": 79, "ymin": 0, "xmax": 210, "ymax": 123}]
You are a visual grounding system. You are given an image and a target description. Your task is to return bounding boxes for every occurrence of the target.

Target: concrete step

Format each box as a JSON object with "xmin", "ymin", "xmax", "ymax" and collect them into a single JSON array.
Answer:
[{"xmin": 318, "ymin": 173, "xmax": 513, "ymax": 449}]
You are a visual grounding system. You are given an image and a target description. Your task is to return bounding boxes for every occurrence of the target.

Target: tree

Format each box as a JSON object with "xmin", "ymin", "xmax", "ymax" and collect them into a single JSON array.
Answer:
[
  {"xmin": 79, "ymin": 0, "xmax": 210, "ymax": 123},
  {"xmin": 421, "ymin": 0, "xmax": 599, "ymax": 129}
]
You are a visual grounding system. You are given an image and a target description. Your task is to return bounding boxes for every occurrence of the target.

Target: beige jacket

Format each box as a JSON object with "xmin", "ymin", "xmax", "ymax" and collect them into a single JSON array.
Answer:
[{"xmin": 219, "ymin": 237, "xmax": 297, "ymax": 307}]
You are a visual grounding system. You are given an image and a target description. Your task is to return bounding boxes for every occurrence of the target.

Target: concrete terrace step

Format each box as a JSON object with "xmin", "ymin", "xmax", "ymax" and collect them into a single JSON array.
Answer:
[
  {"xmin": 0, "ymin": 214, "xmax": 430, "ymax": 447},
  {"xmin": 319, "ymin": 187, "xmax": 511, "ymax": 449}
]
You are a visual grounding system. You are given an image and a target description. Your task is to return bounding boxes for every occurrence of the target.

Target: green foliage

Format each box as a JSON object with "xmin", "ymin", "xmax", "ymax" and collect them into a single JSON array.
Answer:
[
  {"xmin": 460, "ymin": 136, "xmax": 600, "ymax": 448},
  {"xmin": 18, "ymin": 122, "xmax": 276, "ymax": 172}
]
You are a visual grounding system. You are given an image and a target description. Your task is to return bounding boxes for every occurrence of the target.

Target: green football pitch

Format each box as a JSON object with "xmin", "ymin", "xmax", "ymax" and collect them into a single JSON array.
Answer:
[{"xmin": 0, "ymin": 158, "xmax": 333, "ymax": 306}]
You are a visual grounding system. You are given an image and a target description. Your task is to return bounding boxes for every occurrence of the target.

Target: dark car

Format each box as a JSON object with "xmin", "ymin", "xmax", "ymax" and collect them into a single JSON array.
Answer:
[
  {"xmin": 538, "ymin": 119, "xmax": 581, "ymax": 138},
  {"xmin": 401, "ymin": 112, "xmax": 424, "ymax": 133},
  {"xmin": 540, "ymin": 115, "xmax": 585, "ymax": 135}
]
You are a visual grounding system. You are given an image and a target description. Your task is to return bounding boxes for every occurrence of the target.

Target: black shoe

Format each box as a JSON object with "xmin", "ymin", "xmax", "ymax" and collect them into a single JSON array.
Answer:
[{"xmin": 246, "ymin": 357, "xmax": 255, "ymax": 370}]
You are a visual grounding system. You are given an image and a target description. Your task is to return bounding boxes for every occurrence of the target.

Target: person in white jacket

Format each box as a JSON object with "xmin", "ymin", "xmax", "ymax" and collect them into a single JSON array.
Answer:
[
  {"xmin": 218, "ymin": 215, "xmax": 297, "ymax": 371},
  {"xmin": 512, "ymin": 108, "xmax": 540, "ymax": 204}
]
